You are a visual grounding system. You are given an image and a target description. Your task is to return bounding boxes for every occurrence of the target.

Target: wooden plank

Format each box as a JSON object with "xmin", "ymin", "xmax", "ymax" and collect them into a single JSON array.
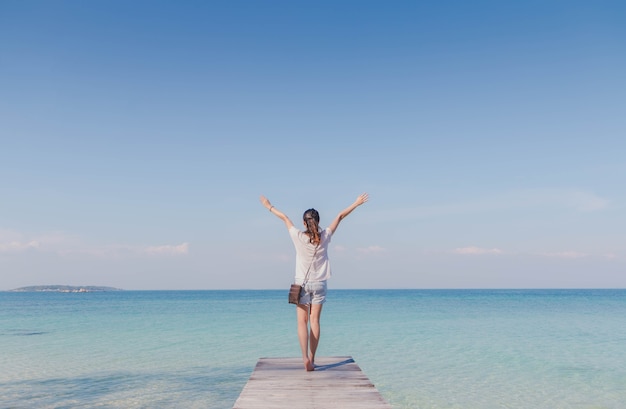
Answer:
[{"xmin": 233, "ymin": 356, "xmax": 392, "ymax": 409}]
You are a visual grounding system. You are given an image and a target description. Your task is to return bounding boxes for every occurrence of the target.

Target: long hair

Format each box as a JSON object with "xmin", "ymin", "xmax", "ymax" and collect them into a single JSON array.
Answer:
[{"xmin": 303, "ymin": 208, "xmax": 320, "ymax": 246}]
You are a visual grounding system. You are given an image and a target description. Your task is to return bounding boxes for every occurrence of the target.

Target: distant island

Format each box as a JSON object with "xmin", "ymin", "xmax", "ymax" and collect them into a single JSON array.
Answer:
[{"xmin": 10, "ymin": 285, "xmax": 123, "ymax": 293}]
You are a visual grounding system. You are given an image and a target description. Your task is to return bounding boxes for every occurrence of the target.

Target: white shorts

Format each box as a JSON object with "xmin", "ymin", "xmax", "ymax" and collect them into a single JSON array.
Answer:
[{"xmin": 299, "ymin": 281, "xmax": 327, "ymax": 305}]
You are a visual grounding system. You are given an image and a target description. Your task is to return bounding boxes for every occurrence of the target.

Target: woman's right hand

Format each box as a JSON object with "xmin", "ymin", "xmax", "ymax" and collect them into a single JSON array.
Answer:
[{"xmin": 259, "ymin": 195, "xmax": 271, "ymax": 210}]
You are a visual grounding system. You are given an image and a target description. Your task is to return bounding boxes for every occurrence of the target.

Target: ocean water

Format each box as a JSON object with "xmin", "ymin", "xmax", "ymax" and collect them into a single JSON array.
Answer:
[{"xmin": 1, "ymin": 289, "xmax": 625, "ymax": 409}]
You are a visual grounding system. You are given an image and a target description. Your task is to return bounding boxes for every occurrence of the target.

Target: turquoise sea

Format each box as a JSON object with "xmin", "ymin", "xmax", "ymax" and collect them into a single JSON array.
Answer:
[{"xmin": 1, "ymin": 289, "xmax": 625, "ymax": 409}]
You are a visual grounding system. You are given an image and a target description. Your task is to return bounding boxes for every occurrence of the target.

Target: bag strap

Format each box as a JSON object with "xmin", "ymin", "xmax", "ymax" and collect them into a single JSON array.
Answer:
[{"xmin": 301, "ymin": 245, "xmax": 319, "ymax": 287}]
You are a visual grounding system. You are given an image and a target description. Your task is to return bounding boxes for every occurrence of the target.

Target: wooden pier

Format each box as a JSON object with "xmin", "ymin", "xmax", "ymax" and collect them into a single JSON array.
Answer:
[{"xmin": 233, "ymin": 356, "xmax": 392, "ymax": 408}]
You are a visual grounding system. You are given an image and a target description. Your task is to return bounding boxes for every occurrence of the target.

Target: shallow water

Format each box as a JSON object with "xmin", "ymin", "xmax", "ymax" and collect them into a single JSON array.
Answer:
[{"xmin": 1, "ymin": 289, "xmax": 625, "ymax": 408}]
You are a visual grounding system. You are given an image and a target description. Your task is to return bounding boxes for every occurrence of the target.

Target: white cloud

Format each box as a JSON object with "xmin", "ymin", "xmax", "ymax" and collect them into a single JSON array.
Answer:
[
  {"xmin": 0, "ymin": 228, "xmax": 189, "ymax": 258},
  {"xmin": 1, "ymin": 229, "xmax": 83, "ymax": 254},
  {"xmin": 450, "ymin": 247, "xmax": 621, "ymax": 260},
  {"xmin": 454, "ymin": 246, "xmax": 503, "ymax": 255},
  {"xmin": 0, "ymin": 240, "xmax": 40, "ymax": 253},
  {"xmin": 142, "ymin": 242, "xmax": 189, "ymax": 256},
  {"xmin": 356, "ymin": 245, "xmax": 386, "ymax": 254},
  {"xmin": 60, "ymin": 242, "xmax": 191, "ymax": 258},
  {"xmin": 0, "ymin": 229, "xmax": 41, "ymax": 253}
]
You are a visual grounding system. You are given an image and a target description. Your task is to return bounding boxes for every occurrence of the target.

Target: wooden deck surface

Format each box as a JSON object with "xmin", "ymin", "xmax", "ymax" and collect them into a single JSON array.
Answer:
[{"xmin": 233, "ymin": 356, "xmax": 392, "ymax": 408}]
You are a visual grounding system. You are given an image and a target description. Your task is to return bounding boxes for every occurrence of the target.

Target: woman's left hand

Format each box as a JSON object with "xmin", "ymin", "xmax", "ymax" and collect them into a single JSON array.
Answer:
[{"xmin": 355, "ymin": 193, "xmax": 369, "ymax": 206}]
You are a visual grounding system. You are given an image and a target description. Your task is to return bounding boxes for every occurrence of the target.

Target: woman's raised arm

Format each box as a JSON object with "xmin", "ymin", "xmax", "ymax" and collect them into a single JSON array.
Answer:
[
  {"xmin": 328, "ymin": 193, "xmax": 369, "ymax": 234},
  {"xmin": 260, "ymin": 195, "xmax": 294, "ymax": 229}
]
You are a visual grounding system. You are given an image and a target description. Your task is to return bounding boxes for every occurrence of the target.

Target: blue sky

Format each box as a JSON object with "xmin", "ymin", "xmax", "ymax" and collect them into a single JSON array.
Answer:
[{"xmin": 1, "ymin": 1, "xmax": 625, "ymax": 290}]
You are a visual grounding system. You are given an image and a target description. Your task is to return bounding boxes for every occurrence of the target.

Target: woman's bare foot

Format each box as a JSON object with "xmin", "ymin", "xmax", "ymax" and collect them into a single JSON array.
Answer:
[{"xmin": 303, "ymin": 358, "xmax": 314, "ymax": 371}]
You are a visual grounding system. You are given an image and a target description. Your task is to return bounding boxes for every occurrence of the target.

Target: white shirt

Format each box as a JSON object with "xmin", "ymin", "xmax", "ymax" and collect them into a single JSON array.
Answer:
[{"xmin": 289, "ymin": 226, "xmax": 333, "ymax": 283}]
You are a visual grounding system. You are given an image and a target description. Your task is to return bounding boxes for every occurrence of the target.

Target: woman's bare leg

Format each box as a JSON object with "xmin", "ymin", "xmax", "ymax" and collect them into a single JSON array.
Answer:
[
  {"xmin": 296, "ymin": 304, "xmax": 314, "ymax": 371},
  {"xmin": 309, "ymin": 303, "xmax": 323, "ymax": 366}
]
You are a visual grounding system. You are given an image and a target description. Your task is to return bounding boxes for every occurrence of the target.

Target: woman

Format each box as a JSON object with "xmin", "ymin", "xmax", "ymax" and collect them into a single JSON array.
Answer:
[{"xmin": 259, "ymin": 193, "xmax": 369, "ymax": 371}]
